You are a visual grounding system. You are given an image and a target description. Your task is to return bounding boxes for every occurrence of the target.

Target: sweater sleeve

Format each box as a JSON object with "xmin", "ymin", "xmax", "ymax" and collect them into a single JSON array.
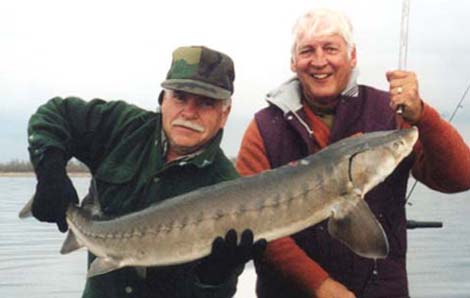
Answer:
[
  {"xmin": 236, "ymin": 119, "xmax": 271, "ymax": 176},
  {"xmin": 236, "ymin": 118, "xmax": 329, "ymax": 292},
  {"xmin": 406, "ymin": 103, "xmax": 470, "ymax": 192}
]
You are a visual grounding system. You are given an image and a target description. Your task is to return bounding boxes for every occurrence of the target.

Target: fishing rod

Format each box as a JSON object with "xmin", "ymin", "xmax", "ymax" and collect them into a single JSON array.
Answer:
[
  {"xmin": 406, "ymin": 220, "xmax": 443, "ymax": 229},
  {"xmin": 396, "ymin": 0, "xmax": 468, "ymax": 229},
  {"xmin": 448, "ymin": 82, "xmax": 470, "ymax": 123},
  {"xmin": 396, "ymin": 0, "xmax": 410, "ymax": 115},
  {"xmin": 395, "ymin": 0, "xmax": 469, "ymax": 203},
  {"xmin": 406, "ymin": 80, "xmax": 470, "ymax": 203}
]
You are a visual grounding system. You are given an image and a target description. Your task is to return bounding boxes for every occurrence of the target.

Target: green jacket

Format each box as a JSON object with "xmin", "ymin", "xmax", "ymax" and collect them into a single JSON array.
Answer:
[{"xmin": 28, "ymin": 97, "xmax": 241, "ymax": 298}]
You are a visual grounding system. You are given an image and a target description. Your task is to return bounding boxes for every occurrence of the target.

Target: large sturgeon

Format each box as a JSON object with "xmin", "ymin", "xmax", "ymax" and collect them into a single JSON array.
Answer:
[{"xmin": 20, "ymin": 128, "xmax": 418, "ymax": 278}]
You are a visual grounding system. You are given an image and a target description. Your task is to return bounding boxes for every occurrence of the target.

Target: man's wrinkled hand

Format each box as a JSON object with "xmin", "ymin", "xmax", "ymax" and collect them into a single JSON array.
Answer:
[{"xmin": 386, "ymin": 70, "xmax": 424, "ymax": 123}]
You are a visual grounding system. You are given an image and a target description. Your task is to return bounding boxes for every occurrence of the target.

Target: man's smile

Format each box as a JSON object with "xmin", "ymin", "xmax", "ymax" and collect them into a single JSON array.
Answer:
[{"xmin": 310, "ymin": 73, "xmax": 332, "ymax": 80}]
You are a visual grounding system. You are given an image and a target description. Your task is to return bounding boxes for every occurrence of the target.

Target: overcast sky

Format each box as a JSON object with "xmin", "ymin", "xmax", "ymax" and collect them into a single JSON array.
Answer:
[{"xmin": 1, "ymin": 0, "xmax": 470, "ymax": 163}]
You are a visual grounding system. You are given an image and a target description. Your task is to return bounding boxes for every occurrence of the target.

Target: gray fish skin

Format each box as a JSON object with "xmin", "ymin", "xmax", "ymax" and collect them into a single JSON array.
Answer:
[{"xmin": 20, "ymin": 128, "xmax": 419, "ymax": 278}]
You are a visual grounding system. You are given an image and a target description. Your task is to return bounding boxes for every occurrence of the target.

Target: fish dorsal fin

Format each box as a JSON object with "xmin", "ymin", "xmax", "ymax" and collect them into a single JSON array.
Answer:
[
  {"xmin": 60, "ymin": 230, "xmax": 84, "ymax": 254},
  {"xmin": 88, "ymin": 257, "xmax": 124, "ymax": 278},
  {"xmin": 328, "ymin": 193, "xmax": 389, "ymax": 259}
]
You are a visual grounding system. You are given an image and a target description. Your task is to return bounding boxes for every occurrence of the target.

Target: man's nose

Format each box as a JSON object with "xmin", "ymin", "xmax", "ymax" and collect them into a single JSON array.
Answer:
[
  {"xmin": 310, "ymin": 50, "xmax": 328, "ymax": 67},
  {"xmin": 181, "ymin": 98, "xmax": 199, "ymax": 118}
]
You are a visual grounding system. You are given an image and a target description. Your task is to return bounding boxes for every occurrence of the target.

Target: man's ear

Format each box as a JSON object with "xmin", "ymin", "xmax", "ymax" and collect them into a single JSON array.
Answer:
[
  {"xmin": 290, "ymin": 56, "xmax": 297, "ymax": 73},
  {"xmin": 158, "ymin": 90, "xmax": 165, "ymax": 105},
  {"xmin": 349, "ymin": 46, "xmax": 357, "ymax": 69},
  {"xmin": 219, "ymin": 104, "xmax": 231, "ymax": 128}
]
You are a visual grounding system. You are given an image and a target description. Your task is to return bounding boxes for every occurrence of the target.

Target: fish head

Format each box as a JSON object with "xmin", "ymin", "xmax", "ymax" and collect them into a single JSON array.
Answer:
[
  {"xmin": 347, "ymin": 127, "xmax": 418, "ymax": 195},
  {"xmin": 325, "ymin": 128, "xmax": 417, "ymax": 259}
]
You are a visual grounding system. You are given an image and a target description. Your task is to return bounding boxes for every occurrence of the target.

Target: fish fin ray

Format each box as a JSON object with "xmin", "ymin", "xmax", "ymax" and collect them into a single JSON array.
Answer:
[
  {"xmin": 60, "ymin": 230, "xmax": 84, "ymax": 254},
  {"xmin": 18, "ymin": 196, "xmax": 34, "ymax": 218},
  {"xmin": 87, "ymin": 257, "xmax": 124, "ymax": 278},
  {"xmin": 81, "ymin": 177, "xmax": 106, "ymax": 219},
  {"xmin": 328, "ymin": 194, "xmax": 389, "ymax": 259}
]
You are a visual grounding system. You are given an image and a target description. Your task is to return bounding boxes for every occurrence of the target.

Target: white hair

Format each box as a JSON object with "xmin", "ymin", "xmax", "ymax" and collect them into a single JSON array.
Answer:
[{"xmin": 291, "ymin": 8, "xmax": 355, "ymax": 59}]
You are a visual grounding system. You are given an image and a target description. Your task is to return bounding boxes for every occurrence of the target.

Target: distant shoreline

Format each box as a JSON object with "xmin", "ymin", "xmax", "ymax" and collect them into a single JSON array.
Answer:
[{"xmin": 0, "ymin": 172, "xmax": 91, "ymax": 177}]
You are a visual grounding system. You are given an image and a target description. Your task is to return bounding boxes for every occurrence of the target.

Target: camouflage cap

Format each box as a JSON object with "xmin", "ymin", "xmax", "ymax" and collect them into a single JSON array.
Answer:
[{"xmin": 161, "ymin": 46, "xmax": 235, "ymax": 100}]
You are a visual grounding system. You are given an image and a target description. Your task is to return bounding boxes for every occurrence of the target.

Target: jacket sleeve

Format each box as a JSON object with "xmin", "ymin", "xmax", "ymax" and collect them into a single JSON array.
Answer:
[
  {"xmin": 27, "ymin": 96, "xmax": 147, "ymax": 173},
  {"xmin": 407, "ymin": 103, "xmax": 470, "ymax": 192},
  {"xmin": 236, "ymin": 119, "xmax": 329, "ymax": 292}
]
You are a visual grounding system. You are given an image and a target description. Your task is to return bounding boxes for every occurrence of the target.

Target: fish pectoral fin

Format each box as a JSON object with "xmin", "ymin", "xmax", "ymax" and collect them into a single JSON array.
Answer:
[
  {"xmin": 60, "ymin": 230, "xmax": 84, "ymax": 254},
  {"xmin": 87, "ymin": 257, "xmax": 124, "ymax": 278},
  {"xmin": 327, "ymin": 195, "xmax": 389, "ymax": 259},
  {"xmin": 81, "ymin": 178, "xmax": 104, "ymax": 218},
  {"xmin": 18, "ymin": 196, "xmax": 34, "ymax": 219}
]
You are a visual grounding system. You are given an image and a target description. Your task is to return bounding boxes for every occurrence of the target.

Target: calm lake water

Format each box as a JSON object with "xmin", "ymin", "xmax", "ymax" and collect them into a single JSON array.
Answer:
[{"xmin": 1, "ymin": 176, "xmax": 469, "ymax": 298}]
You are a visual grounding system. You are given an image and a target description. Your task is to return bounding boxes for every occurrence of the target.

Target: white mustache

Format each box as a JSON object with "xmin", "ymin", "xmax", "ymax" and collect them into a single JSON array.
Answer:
[{"xmin": 172, "ymin": 119, "xmax": 205, "ymax": 133}]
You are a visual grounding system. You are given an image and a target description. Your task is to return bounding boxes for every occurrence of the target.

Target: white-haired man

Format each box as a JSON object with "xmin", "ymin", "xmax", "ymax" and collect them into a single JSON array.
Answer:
[{"xmin": 237, "ymin": 8, "xmax": 470, "ymax": 298}]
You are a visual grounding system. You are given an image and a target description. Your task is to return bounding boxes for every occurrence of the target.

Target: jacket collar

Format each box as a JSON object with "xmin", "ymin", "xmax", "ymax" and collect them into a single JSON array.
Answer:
[{"xmin": 173, "ymin": 130, "xmax": 223, "ymax": 169}]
